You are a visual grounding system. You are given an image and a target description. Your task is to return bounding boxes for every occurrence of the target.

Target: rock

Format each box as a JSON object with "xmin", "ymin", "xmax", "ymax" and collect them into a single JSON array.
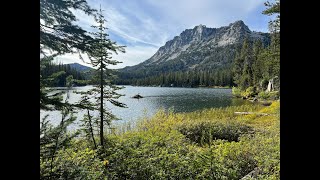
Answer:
[
  {"xmin": 241, "ymin": 167, "xmax": 261, "ymax": 180},
  {"xmin": 132, "ymin": 94, "xmax": 143, "ymax": 99}
]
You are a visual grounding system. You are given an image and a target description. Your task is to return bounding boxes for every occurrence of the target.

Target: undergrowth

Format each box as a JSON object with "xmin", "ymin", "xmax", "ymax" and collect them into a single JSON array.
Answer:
[{"xmin": 43, "ymin": 101, "xmax": 280, "ymax": 179}]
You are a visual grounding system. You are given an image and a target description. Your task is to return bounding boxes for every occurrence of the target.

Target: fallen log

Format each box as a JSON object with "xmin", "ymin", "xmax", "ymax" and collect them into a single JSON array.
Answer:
[
  {"xmin": 132, "ymin": 94, "xmax": 143, "ymax": 99},
  {"xmin": 234, "ymin": 112, "xmax": 269, "ymax": 116},
  {"xmin": 240, "ymin": 167, "xmax": 261, "ymax": 179}
]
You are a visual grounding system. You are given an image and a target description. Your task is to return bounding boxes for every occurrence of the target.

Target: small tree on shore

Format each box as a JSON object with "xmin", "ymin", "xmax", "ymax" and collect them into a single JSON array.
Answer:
[{"xmin": 83, "ymin": 6, "xmax": 127, "ymax": 148}]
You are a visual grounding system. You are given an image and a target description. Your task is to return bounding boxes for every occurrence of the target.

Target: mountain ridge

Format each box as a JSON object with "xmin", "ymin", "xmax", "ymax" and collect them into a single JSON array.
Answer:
[
  {"xmin": 118, "ymin": 20, "xmax": 270, "ymax": 82},
  {"xmin": 67, "ymin": 63, "xmax": 93, "ymax": 72},
  {"xmin": 120, "ymin": 20, "xmax": 270, "ymax": 76}
]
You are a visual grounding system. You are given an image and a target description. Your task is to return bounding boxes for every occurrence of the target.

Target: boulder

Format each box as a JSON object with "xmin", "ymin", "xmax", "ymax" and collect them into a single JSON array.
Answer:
[{"xmin": 132, "ymin": 94, "xmax": 143, "ymax": 99}]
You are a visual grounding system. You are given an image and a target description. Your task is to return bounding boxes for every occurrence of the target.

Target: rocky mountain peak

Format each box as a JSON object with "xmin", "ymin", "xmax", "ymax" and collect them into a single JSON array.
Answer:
[
  {"xmin": 191, "ymin": 24, "xmax": 212, "ymax": 41},
  {"xmin": 229, "ymin": 20, "xmax": 251, "ymax": 33},
  {"xmin": 123, "ymin": 20, "xmax": 269, "ymax": 70},
  {"xmin": 195, "ymin": 24, "xmax": 205, "ymax": 32}
]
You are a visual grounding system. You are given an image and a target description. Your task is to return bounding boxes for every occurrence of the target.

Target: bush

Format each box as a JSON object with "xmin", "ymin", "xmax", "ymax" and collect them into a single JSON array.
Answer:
[
  {"xmin": 241, "ymin": 87, "xmax": 256, "ymax": 98},
  {"xmin": 41, "ymin": 140, "xmax": 106, "ymax": 180},
  {"xmin": 232, "ymin": 87, "xmax": 242, "ymax": 97},
  {"xmin": 268, "ymin": 91, "xmax": 280, "ymax": 100},
  {"xmin": 103, "ymin": 131, "xmax": 199, "ymax": 179},
  {"xmin": 258, "ymin": 91, "xmax": 279, "ymax": 100},
  {"xmin": 241, "ymin": 133, "xmax": 280, "ymax": 179},
  {"xmin": 41, "ymin": 103, "xmax": 279, "ymax": 179},
  {"xmin": 233, "ymin": 86, "xmax": 257, "ymax": 98},
  {"xmin": 211, "ymin": 140, "xmax": 257, "ymax": 179},
  {"xmin": 258, "ymin": 91, "xmax": 270, "ymax": 100},
  {"xmin": 178, "ymin": 121, "xmax": 254, "ymax": 145}
]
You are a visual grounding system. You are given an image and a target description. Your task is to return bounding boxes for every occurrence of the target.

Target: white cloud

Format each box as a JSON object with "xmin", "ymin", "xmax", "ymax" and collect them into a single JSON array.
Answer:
[
  {"xmin": 54, "ymin": 53, "xmax": 93, "ymax": 67},
  {"xmin": 55, "ymin": 0, "xmax": 269, "ymax": 69},
  {"xmin": 73, "ymin": 3, "xmax": 167, "ymax": 47},
  {"xmin": 54, "ymin": 46, "xmax": 158, "ymax": 69},
  {"xmin": 145, "ymin": 0, "xmax": 265, "ymax": 30},
  {"xmin": 111, "ymin": 46, "xmax": 158, "ymax": 68}
]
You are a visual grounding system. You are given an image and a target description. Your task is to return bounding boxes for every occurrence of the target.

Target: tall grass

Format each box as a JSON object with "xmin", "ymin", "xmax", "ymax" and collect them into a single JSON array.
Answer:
[{"xmin": 50, "ymin": 101, "xmax": 280, "ymax": 179}]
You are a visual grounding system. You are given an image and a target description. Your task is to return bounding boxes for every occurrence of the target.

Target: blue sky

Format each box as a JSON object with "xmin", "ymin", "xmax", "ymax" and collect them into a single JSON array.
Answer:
[{"xmin": 55, "ymin": 0, "xmax": 276, "ymax": 69}]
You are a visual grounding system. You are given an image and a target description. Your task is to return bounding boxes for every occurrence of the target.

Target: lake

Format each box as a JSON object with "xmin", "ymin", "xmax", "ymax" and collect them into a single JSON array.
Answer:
[{"xmin": 40, "ymin": 85, "xmax": 251, "ymax": 130}]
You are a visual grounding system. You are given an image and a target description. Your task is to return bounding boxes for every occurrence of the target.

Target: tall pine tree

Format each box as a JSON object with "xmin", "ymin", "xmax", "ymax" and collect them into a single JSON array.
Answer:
[
  {"xmin": 252, "ymin": 40, "xmax": 264, "ymax": 89},
  {"xmin": 40, "ymin": 0, "xmax": 97, "ymax": 177},
  {"xmin": 241, "ymin": 38, "xmax": 254, "ymax": 89},
  {"xmin": 262, "ymin": 0, "xmax": 280, "ymax": 91},
  {"xmin": 83, "ymin": 6, "xmax": 127, "ymax": 148},
  {"xmin": 40, "ymin": 0, "xmax": 96, "ymax": 110}
]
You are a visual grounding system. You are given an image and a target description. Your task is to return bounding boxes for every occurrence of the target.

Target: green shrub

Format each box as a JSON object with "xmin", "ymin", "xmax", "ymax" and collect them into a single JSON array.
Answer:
[
  {"xmin": 258, "ymin": 91, "xmax": 270, "ymax": 100},
  {"xmin": 212, "ymin": 140, "xmax": 257, "ymax": 179},
  {"xmin": 41, "ymin": 140, "xmax": 106, "ymax": 180},
  {"xmin": 103, "ymin": 131, "xmax": 199, "ymax": 179},
  {"xmin": 41, "ymin": 103, "xmax": 279, "ymax": 180},
  {"xmin": 233, "ymin": 86, "xmax": 257, "ymax": 98},
  {"xmin": 241, "ymin": 133, "xmax": 280, "ymax": 179},
  {"xmin": 241, "ymin": 87, "xmax": 256, "ymax": 98},
  {"xmin": 232, "ymin": 87, "xmax": 242, "ymax": 97},
  {"xmin": 268, "ymin": 91, "xmax": 280, "ymax": 100},
  {"xmin": 178, "ymin": 121, "xmax": 254, "ymax": 145},
  {"xmin": 258, "ymin": 91, "xmax": 279, "ymax": 100}
]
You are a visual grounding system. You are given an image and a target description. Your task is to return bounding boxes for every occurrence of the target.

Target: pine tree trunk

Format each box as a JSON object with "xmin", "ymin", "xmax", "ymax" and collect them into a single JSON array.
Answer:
[
  {"xmin": 50, "ymin": 109, "xmax": 66, "ymax": 178},
  {"xmin": 87, "ymin": 109, "xmax": 97, "ymax": 149},
  {"xmin": 100, "ymin": 64, "xmax": 104, "ymax": 147}
]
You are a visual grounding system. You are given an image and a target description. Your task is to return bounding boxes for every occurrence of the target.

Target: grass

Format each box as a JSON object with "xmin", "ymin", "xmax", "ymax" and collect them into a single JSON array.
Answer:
[{"xmin": 49, "ymin": 101, "xmax": 280, "ymax": 179}]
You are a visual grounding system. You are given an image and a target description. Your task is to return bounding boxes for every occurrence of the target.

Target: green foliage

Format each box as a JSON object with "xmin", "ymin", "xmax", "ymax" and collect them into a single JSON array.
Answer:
[
  {"xmin": 78, "ymin": 7, "xmax": 127, "ymax": 148},
  {"xmin": 103, "ymin": 102, "xmax": 279, "ymax": 179},
  {"xmin": 232, "ymin": 37, "xmax": 279, "ymax": 94},
  {"xmin": 241, "ymin": 87, "xmax": 257, "ymax": 98},
  {"xmin": 258, "ymin": 91, "xmax": 279, "ymax": 100},
  {"xmin": 116, "ymin": 43, "xmax": 242, "ymax": 86},
  {"xmin": 40, "ymin": 109, "xmax": 79, "ymax": 179},
  {"xmin": 40, "ymin": 62, "xmax": 88, "ymax": 87},
  {"xmin": 40, "ymin": 1, "xmax": 280, "ymax": 179},
  {"xmin": 268, "ymin": 91, "xmax": 280, "ymax": 100},
  {"xmin": 80, "ymin": 108, "xmax": 98, "ymax": 149},
  {"xmin": 41, "ymin": 140, "xmax": 106, "ymax": 179},
  {"xmin": 263, "ymin": 0, "xmax": 280, "ymax": 33},
  {"xmin": 45, "ymin": 101, "xmax": 279, "ymax": 179},
  {"xmin": 40, "ymin": 0, "xmax": 95, "ymax": 110},
  {"xmin": 116, "ymin": 68, "xmax": 234, "ymax": 88},
  {"xmin": 258, "ymin": 91, "xmax": 270, "ymax": 100},
  {"xmin": 40, "ymin": 0, "xmax": 95, "ymax": 56},
  {"xmin": 178, "ymin": 121, "xmax": 253, "ymax": 145},
  {"xmin": 232, "ymin": 2, "xmax": 280, "ymax": 95},
  {"xmin": 232, "ymin": 86, "xmax": 256, "ymax": 99},
  {"xmin": 232, "ymin": 87, "xmax": 242, "ymax": 98},
  {"xmin": 103, "ymin": 131, "xmax": 198, "ymax": 179}
]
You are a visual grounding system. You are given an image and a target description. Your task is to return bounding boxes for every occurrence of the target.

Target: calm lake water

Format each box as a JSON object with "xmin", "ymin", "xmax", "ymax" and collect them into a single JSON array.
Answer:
[{"xmin": 40, "ymin": 85, "xmax": 251, "ymax": 130}]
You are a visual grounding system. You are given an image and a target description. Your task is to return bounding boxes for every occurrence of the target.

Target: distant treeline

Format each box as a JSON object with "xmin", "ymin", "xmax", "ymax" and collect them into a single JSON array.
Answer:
[
  {"xmin": 115, "ymin": 68, "xmax": 234, "ymax": 87},
  {"xmin": 115, "ymin": 36, "xmax": 279, "ymax": 91},
  {"xmin": 40, "ymin": 62, "xmax": 88, "ymax": 87}
]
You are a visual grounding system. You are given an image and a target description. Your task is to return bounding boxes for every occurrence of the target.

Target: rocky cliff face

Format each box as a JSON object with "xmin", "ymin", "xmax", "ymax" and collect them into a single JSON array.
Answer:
[{"xmin": 121, "ymin": 20, "xmax": 270, "ymax": 75}]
